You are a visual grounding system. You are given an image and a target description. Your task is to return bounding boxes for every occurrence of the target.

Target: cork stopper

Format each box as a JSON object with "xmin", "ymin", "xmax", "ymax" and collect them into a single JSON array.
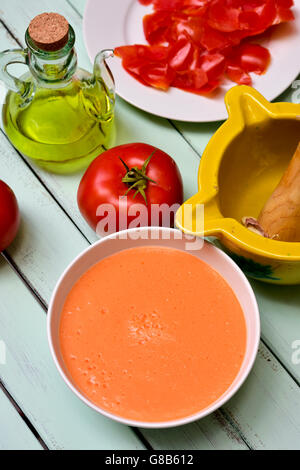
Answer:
[{"xmin": 28, "ymin": 13, "xmax": 69, "ymax": 52}]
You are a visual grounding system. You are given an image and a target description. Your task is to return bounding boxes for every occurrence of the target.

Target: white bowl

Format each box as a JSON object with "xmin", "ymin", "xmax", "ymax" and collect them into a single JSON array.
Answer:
[{"xmin": 47, "ymin": 227, "xmax": 260, "ymax": 429}]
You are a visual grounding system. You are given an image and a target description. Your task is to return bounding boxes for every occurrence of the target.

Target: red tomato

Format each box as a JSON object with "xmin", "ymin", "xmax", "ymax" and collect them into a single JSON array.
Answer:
[
  {"xmin": 152, "ymin": 0, "xmax": 184, "ymax": 11},
  {"xmin": 0, "ymin": 181, "xmax": 20, "ymax": 252},
  {"xmin": 77, "ymin": 144, "xmax": 184, "ymax": 236}
]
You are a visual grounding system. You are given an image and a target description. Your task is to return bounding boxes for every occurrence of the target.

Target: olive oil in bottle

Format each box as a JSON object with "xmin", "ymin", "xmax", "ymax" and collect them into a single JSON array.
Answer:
[{"xmin": 1, "ymin": 13, "xmax": 115, "ymax": 174}]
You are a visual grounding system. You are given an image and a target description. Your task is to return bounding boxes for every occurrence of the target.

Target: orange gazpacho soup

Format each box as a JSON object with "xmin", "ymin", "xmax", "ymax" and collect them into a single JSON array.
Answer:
[{"xmin": 60, "ymin": 246, "xmax": 246, "ymax": 422}]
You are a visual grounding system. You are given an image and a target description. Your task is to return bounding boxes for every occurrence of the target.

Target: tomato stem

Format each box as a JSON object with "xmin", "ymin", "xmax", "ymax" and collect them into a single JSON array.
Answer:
[{"xmin": 120, "ymin": 151, "xmax": 157, "ymax": 205}]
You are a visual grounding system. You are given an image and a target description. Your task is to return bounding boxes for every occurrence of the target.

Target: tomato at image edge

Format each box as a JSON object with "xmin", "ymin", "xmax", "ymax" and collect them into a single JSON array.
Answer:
[
  {"xmin": 77, "ymin": 143, "xmax": 184, "ymax": 236},
  {"xmin": 0, "ymin": 181, "xmax": 20, "ymax": 252}
]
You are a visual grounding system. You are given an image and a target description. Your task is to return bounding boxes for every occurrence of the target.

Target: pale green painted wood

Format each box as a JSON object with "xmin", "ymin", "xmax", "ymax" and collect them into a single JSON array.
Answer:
[
  {"xmin": 67, "ymin": 0, "xmax": 300, "ymax": 387},
  {"xmin": 222, "ymin": 343, "xmax": 300, "ymax": 450},
  {"xmin": 67, "ymin": 0, "xmax": 87, "ymax": 15},
  {"xmin": 0, "ymin": 255, "xmax": 144, "ymax": 450},
  {"xmin": 0, "ymin": 90, "xmax": 247, "ymax": 453},
  {"xmin": 251, "ymin": 280, "xmax": 300, "ymax": 384},
  {"xmin": 0, "ymin": 388, "xmax": 43, "ymax": 450},
  {"xmin": 143, "ymin": 341, "xmax": 300, "ymax": 450},
  {"xmin": 0, "ymin": 22, "xmax": 247, "ymax": 450},
  {"xmin": 0, "ymin": 0, "xmax": 299, "ymax": 450},
  {"xmin": 0, "ymin": 14, "xmax": 246, "ymax": 450}
]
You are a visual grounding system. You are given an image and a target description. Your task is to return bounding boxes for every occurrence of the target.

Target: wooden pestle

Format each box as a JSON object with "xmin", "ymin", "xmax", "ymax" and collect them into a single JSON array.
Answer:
[{"xmin": 257, "ymin": 142, "xmax": 300, "ymax": 242}]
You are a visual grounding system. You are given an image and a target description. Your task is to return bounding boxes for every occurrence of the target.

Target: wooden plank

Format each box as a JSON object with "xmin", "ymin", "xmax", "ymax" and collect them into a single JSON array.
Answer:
[
  {"xmin": 0, "ymin": 387, "xmax": 43, "ymax": 450},
  {"xmin": 0, "ymin": 255, "xmax": 144, "ymax": 450},
  {"xmin": 139, "ymin": 412, "xmax": 248, "ymax": 450},
  {"xmin": 251, "ymin": 280, "xmax": 300, "ymax": 384}
]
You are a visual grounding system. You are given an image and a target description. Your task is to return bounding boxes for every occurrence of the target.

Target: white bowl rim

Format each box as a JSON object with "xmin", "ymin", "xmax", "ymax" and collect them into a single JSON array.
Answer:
[{"xmin": 47, "ymin": 226, "xmax": 260, "ymax": 429}]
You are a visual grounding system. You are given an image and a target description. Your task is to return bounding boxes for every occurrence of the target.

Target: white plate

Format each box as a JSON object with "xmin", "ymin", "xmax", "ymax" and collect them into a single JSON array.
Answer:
[{"xmin": 84, "ymin": 0, "xmax": 300, "ymax": 122}]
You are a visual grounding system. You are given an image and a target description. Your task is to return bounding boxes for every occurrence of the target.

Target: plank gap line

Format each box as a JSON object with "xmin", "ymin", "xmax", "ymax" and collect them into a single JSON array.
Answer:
[
  {"xmin": 0, "ymin": 18, "xmax": 23, "ymax": 48},
  {"xmin": 66, "ymin": 0, "xmax": 84, "ymax": 18},
  {"xmin": 0, "ymin": 378, "xmax": 48, "ymax": 450},
  {"xmin": 168, "ymin": 119, "xmax": 203, "ymax": 160},
  {"xmin": 218, "ymin": 408, "xmax": 253, "ymax": 450},
  {"xmin": 1, "ymin": 251, "xmax": 48, "ymax": 312},
  {"xmin": 260, "ymin": 335, "xmax": 300, "ymax": 388}
]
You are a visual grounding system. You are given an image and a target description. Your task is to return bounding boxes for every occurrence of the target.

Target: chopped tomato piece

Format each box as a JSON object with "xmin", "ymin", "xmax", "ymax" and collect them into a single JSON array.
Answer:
[
  {"xmin": 140, "ymin": 63, "xmax": 175, "ymax": 90},
  {"xmin": 143, "ymin": 11, "xmax": 171, "ymax": 45},
  {"xmin": 226, "ymin": 63, "xmax": 252, "ymax": 85},
  {"xmin": 198, "ymin": 79, "xmax": 221, "ymax": 93},
  {"xmin": 234, "ymin": 43, "xmax": 271, "ymax": 74},
  {"xmin": 168, "ymin": 37, "xmax": 194, "ymax": 70},
  {"xmin": 273, "ymin": 6, "xmax": 295, "ymax": 24},
  {"xmin": 207, "ymin": 0, "xmax": 241, "ymax": 33},
  {"xmin": 173, "ymin": 68, "xmax": 209, "ymax": 93},
  {"xmin": 182, "ymin": 0, "xmax": 209, "ymax": 16},
  {"xmin": 171, "ymin": 15, "xmax": 203, "ymax": 45},
  {"xmin": 241, "ymin": 0, "xmax": 277, "ymax": 35},
  {"xmin": 115, "ymin": 45, "xmax": 174, "ymax": 91},
  {"xmin": 119, "ymin": 0, "xmax": 294, "ymax": 95},
  {"xmin": 201, "ymin": 24, "xmax": 231, "ymax": 51},
  {"xmin": 239, "ymin": 11, "xmax": 261, "ymax": 30},
  {"xmin": 152, "ymin": 0, "xmax": 184, "ymax": 11},
  {"xmin": 115, "ymin": 45, "xmax": 169, "ymax": 63},
  {"xmin": 199, "ymin": 52, "xmax": 226, "ymax": 80},
  {"xmin": 184, "ymin": 0, "xmax": 210, "ymax": 6},
  {"xmin": 275, "ymin": 0, "xmax": 294, "ymax": 7}
]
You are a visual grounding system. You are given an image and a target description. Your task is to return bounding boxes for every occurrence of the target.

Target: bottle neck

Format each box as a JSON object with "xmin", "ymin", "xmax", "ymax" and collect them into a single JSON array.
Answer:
[{"xmin": 25, "ymin": 25, "xmax": 77, "ymax": 86}]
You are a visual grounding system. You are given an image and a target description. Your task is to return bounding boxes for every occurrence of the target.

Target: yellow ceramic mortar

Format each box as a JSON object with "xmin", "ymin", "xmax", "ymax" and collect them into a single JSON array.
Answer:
[{"xmin": 176, "ymin": 86, "xmax": 300, "ymax": 284}]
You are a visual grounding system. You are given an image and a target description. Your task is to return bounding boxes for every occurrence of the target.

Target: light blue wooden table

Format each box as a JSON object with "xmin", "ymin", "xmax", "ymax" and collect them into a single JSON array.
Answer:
[{"xmin": 0, "ymin": 0, "xmax": 299, "ymax": 451}]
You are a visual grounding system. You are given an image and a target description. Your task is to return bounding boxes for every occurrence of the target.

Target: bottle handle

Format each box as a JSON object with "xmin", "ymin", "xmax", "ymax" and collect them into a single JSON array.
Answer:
[
  {"xmin": 93, "ymin": 49, "xmax": 115, "ymax": 99},
  {"xmin": 0, "ymin": 49, "xmax": 30, "ymax": 95}
]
